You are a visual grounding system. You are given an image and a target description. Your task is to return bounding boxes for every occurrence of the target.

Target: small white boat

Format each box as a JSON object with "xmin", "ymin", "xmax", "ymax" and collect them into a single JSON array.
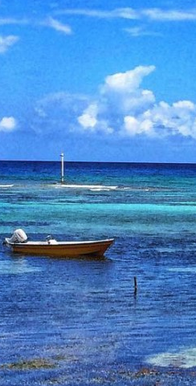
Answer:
[{"xmin": 4, "ymin": 229, "xmax": 114, "ymax": 258}]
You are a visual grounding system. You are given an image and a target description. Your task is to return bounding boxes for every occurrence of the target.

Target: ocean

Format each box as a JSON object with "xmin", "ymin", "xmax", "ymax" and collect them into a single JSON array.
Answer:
[{"xmin": 1, "ymin": 161, "xmax": 196, "ymax": 385}]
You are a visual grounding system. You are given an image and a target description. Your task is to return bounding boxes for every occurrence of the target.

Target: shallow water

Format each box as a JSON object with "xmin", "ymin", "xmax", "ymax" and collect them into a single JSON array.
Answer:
[{"xmin": 1, "ymin": 161, "xmax": 196, "ymax": 385}]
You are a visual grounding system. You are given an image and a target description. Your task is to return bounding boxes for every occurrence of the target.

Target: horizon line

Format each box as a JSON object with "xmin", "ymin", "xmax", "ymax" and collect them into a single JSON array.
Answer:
[{"xmin": 0, "ymin": 159, "xmax": 196, "ymax": 166}]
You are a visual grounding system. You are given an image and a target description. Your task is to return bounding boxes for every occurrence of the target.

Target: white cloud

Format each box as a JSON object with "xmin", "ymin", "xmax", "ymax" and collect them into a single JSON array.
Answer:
[
  {"xmin": 78, "ymin": 103, "xmax": 114, "ymax": 134},
  {"xmin": 32, "ymin": 66, "xmax": 196, "ymax": 142},
  {"xmin": 76, "ymin": 66, "xmax": 196, "ymax": 139},
  {"xmin": 57, "ymin": 7, "xmax": 196, "ymax": 22},
  {"xmin": 124, "ymin": 26, "xmax": 149, "ymax": 37},
  {"xmin": 123, "ymin": 116, "xmax": 154, "ymax": 136},
  {"xmin": 173, "ymin": 100, "xmax": 195, "ymax": 110},
  {"xmin": 57, "ymin": 8, "xmax": 139, "ymax": 20},
  {"xmin": 0, "ymin": 117, "xmax": 17, "ymax": 131},
  {"xmin": 121, "ymin": 98, "xmax": 196, "ymax": 139},
  {"xmin": 78, "ymin": 103, "xmax": 98, "ymax": 129},
  {"xmin": 0, "ymin": 17, "xmax": 28, "ymax": 25},
  {"xmin": 103, "ymin": 66, "xmax": 155, "ymax": 93},
  {"xmin": 32, "ymin": 92, "xmax": 89, "ymax": 135},
  {"xmin": 78, "ymin": 66, "xmax": 156, "ymax": 134},
  {"xmin": 0, "ymin": 16, "xmax": 72, "ymax": 35},
  {"xmin": 0, "ymin": 35, "xmax": 19, "ymax": 53},
  {"xmin": 45, "ymin": 17, "xmax": 72, "ymax": 34},
  {"xmin": 124, "ymin": 26, "xmax": 161, "ymax": 37},
  {"xmin": 142, "ymin": 8, "xmax": 196, "ymax": 21}
]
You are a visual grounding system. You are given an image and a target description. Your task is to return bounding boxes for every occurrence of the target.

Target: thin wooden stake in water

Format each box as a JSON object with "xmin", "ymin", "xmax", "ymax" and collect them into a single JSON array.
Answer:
[
  {"xmin": 61, "ymin": 152, "xmax": 64, "ymax": 183},
  {"xmin": 134, "ymin": 276, "xmax": 137, "ymax": 295}
]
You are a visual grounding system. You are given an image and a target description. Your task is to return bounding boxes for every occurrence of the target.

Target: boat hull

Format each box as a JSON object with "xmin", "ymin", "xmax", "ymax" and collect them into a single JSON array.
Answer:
[{"xmin": 6, "ymin": 239, "xmax": 114, "ymax": 258}]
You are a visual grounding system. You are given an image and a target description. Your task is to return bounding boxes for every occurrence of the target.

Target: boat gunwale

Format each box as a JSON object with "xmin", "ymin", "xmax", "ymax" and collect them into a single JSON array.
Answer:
[{"xmin": 6, "ymin": 238, "xmax": 114, "ymax": 247}]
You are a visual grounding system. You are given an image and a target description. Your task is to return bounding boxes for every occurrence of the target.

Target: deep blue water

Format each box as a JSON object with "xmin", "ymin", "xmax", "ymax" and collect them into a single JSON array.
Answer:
[{"xmin": 1, "ymin": 161, "xmax": 196, "ymax": 385}]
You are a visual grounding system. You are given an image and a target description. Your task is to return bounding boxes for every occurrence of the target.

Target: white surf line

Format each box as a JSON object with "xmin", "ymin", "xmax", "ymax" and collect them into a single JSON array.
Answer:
[
  {"xmin": 49, "ymin": 183, "xmax": 167, "ymax": 192},
  {"xmin": 52, "ymin": 183, "xmax": 118, "ymax": 190},
  {"xmin": 0, "ymin": 184, "xmax": 14, "ymax": 188}
]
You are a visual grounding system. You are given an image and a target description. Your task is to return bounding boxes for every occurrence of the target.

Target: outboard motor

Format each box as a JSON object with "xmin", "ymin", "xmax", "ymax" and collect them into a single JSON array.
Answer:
[{"xmin": 5, "ymin": 229, "xmax": 28, "ymax": 244}]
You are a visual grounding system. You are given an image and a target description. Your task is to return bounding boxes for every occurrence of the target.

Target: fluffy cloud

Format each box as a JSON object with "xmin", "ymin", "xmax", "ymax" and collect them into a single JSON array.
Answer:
[
  {"xmin": 78, "ymin": 103, "xmax": 114, "ymax": 134},
  {"xmin": 32, "ymin": 65, "xmax": 196, "ymax": 141},
  {"xmin": 0, "ymin": 35, "xmax": 19, "ymax": 53},
  {"xmin": 123, "ymin": 116, "xmax": 154, "ymax": 136},
  {"xmin": 103, "ymin": 66, "xmax": 155, "ymax": 93},
  {"xmin": 130, "ymin": 100, "xmax": 196, "ymax": 138},
  {"xmin": 78, "ymin": 66, "xmax": 156, "ymax": 135},
  {"xmin": 78, "ymin": 103, "xmax": 98, "ymax": 130},
  {"xmin": 0, "ymin": 117, "xmax": 17, "ymax": 131},
  {"xmin": 77, "ymin": 66, "xmax": 196, "ymax": 139}
]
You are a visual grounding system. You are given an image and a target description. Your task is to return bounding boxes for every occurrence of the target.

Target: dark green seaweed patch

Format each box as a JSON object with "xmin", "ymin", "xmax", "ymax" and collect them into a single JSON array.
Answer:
[{"xmin": 1, "ymin": 358, "xmax": 56, "ymax": 370}]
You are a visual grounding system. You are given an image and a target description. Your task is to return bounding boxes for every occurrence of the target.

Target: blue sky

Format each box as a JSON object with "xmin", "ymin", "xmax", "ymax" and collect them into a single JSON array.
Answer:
[{"xmin": 1, "ymin": 0, "xmax": 196, "ymax": 162}]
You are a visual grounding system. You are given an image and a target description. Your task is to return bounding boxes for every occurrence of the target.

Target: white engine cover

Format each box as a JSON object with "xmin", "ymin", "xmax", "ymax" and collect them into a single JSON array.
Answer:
[{"xmin": 6, "ymin": 229, "xmax": 28, "ymax": 243}]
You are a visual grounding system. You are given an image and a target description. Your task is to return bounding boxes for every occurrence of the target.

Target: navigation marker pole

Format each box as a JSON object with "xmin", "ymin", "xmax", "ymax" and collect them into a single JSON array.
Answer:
[{"xmin": 61, "ymin": 152, "xmax": 65, "ymax": 184}]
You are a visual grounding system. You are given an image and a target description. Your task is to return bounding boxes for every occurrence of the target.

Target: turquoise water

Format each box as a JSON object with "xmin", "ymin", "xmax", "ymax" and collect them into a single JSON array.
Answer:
[{"xmin": 1, "ymin": 161, "xmax": 196, "ymax": 385}]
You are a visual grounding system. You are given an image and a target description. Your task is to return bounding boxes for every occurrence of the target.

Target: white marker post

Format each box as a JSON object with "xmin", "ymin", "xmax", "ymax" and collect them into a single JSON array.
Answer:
[{"xmin": 61, "ymin": 152, "xmax": 64, "ymax": 183}]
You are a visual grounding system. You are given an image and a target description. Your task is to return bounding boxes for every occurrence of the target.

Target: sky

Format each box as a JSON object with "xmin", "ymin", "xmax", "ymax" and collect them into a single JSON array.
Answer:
[{"xmin": 1, "ymin": 0, "xmax": 196, "ymax": 162}]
